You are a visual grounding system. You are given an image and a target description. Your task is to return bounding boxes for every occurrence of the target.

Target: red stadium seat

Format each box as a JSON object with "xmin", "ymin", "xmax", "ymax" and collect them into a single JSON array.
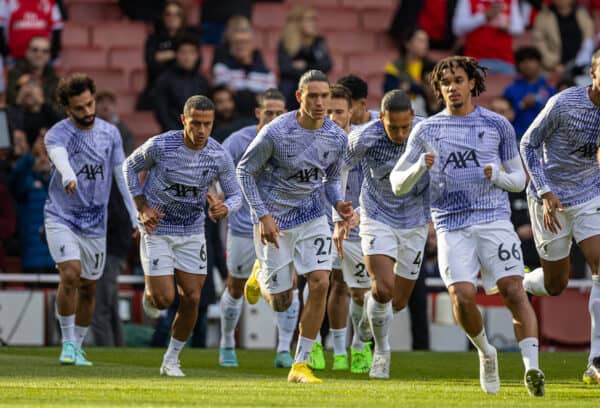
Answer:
[
  {"xmin": 361, "ymin": 11, "xmax": 394, "ymax": 33},
  {"xmin": 92, "ymin": 23, "xmax": 148, "ymax": 49},
  {"xmin": 114, "ymin": 91, "xmax": 137, "ymax": 114},
  {"xmin": 108, "ymin": 47, "xmax": 145, "ymax": 74},
  {"xmin": 328, "ymin": 31, "xmax": 378, "ymax": 53},
  {"xmin": 67, "ymin": 68, "xmax": 128, "ymax": 92},
  {"xmin": 339, "ymin": 0, "xmax": 396, "ymax": 10},
  {"xmin": 67, "ymin": 2, "xmax": 122, "ymax": 23},
  {"xmin": 347, "ymin": 51, "xmax": 393, "ymax": 77},
  {"xmin": 130, "ymin": 69, "xmax": 146, "ymax": 94},
  {"xmin": 59, "ymin": 47, "xmax": 108, "ymax": 70},
  {"xmin": 253, "ymin": 3, "xmax": 289, "ymax": 30},
  {"xmin": 120, "ymin": 112, "xmax": 162, "ymax": 146},
  {"xmin": 61, "ymin": 22, "xmax": 90, "ymax": 48}
]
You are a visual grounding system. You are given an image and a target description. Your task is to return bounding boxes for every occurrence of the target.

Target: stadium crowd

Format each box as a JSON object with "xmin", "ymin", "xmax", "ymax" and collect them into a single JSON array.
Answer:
[{"xmin": 0, "ymin": 0, "xmax": 599, "ymax": 388}]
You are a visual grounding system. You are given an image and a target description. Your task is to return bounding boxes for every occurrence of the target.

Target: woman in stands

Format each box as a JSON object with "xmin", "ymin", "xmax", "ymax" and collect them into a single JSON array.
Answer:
[{"xmin": 277, "ymin": 5, "xmax": 332, "ymax": 110}]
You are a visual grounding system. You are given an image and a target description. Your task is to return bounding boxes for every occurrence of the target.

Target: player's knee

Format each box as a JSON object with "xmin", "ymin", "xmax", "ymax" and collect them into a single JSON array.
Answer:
[
  {"xmin": 78, "ymin": 282, "xmax": 96, "ymax": 299},
  {"xmin": 271, "ymin": 291, "xmax": 292, "ymax": 312},
  {"xmin": 153, "ymin": 293, "xmax": 175, "ymax": 309},
  {"xmin": 449, "ymin": 289, "xmax": 476, "ymax": 310},
  {"xmin": 546, "ymin": 281, "xmax": 567, "ymax": 296},
  {"xmin": 373, "ymin": 282, "xmax": 393, "ymax": 303},
  {"xmin": 59, "ymin": 266, "xmax": 81, "ymax": 288},
  {"xmin": 308, "ymin": 275, "xmax": 329, "ymax": 298},
  {"xmin": 350, "ymin": 290, "xmax": 365, "ymax": 305},
  {"xmin": 181, "ymin": 290, "xmax": 202, "ymax": 307},
  {"xmin": 392, "ymin": 297, "xmax": 409, "ymax": 313},
  {"xmin": 330, "ymin": 278, "xmax": 348, "ymax": 297}
]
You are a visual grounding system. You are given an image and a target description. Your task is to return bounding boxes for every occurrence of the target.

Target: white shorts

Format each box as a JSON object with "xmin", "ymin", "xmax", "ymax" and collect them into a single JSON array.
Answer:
[
  {"xmin": 140, "ymin": 231, "xmax": 207, "ymax": 276},
  {"xmin": 254, "ymin": 216, "xmax": 332, "ymax": 295},
  {"xmin": 45, "ymin": 221, "xmax": 106, "ymax": 280},
  {"xmin": 359, "ymin": 216, "xmax": 428, "ymax": 280},
  {"xmin": 437, "ymin": 220, "xmax": 524, "ymax": 294},
  {"xmin": 227, "ymin": 233, "xmax": 256, "ymax": 279},
  {"xmin": 340, "ymin": 239, "xmax": 370, "ymax": 289},
  {"xmin": 529, "ymin": 195, "xmax": 600, "ymax": 261}
]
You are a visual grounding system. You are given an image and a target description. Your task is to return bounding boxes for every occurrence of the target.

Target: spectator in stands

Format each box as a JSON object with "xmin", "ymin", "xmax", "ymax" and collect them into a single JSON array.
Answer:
[
  {"xmin": 212, "ymin": 16, "xmax": 276, "ymax": 102},
  {"xmin": 95, "ymin": 90, "xmax": 134, "ymax": 153},
  {"xmin": 556, "ymin": 76, "xmax": 576, "ymax": 92},
  {"xmin": 0, "ymin": 181, "xmax": 16, "ymax": 273},
  {"xmin": 137, "ymin": 0, "xmax": 200, "ymax": 111},
  {"xmin": 153, "ymin": 34, "xmax": 210, "ymax": 131},
  {"xmin": 453, "ymin": 0, "xmax": 525, "ymax": 74},
  {"xmin": 199, "ymin": 0, "xmax": 251, "ymax": 45},
  {"xmin": 488, "ymin": 95, "xmax": 515, "ymax": 125},
  {"xmin": 7, "ymin": 36, "xmax": 59, "ymax": 109},
  {"xmin": 503, "ymin": 46, "xmax": 555, "ymax": 139},
  {"xmin": 8, "ymin": 137, "xmax": 53, "ymax": 274},
  {"xmin": 8, "ymin": 81, "xmax": 61, "ymax": 147},
  {"xmin": 388, "ymin": 0, "xmax": 457, "ymax": 50},
  {"xmin": 383, "ymin": 26, "xmax": 438, "ymax": 116},
  {"xmin": 532, "ymin": 0, "xmax": 594, "ymax": 78},
  {"xmin": 0, "ymin": 0, "xmax": 63, "ymax": 61},
  {"xmin": 118, "ymin": 0, "xmax": 164, "ymax": 22},
  {"xmin": 209, "ymin": 85, "xmax": 255, "ymax": 143},
  {"xmin": 90, "ymin": 90, "xmax": 134, "ymax": 347},
  {"xmin": 277, "ymin": 5, "xmax": 332, "ymax": 110}
]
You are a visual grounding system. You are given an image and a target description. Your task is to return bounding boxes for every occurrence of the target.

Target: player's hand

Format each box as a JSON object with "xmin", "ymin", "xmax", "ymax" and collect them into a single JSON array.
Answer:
[
  {"xmin": 333, "ymin": 221, "xmax": 349, "ymax": 259},
  {"xmin": 335, "ymin": 200, "xmax": 354, "ymax": 222},
  {"xmin": 207, "ymin": 192, "xmax": 228, "ymax": 222},
  {"xmin": 424, "ymin": 152, "xmax": 435, "ymax": 169},
  {"xmin": 131, "ymin": 228, "xmax": 140, "ymax": 240},
  {"xmin": 484, "ymin": 164, "xmax": 493, "ymax": 180},
  {"xmin": 64, "ymin": 180, "xmax": 77, "ymax": 195},
  {"xmin": 259, "ymin": 214, "xmax": 280, "ymax": 249},
  {"xmin": 541, "ymin": 191, "xmax": 564, "ymax": 234},
  {"xmin": 139, "ymin": 205, "xmax": 164, "ymax": 235},
  {"xmin": 347, "ymin": 209, "xmax": 360, "ymax": 229}
]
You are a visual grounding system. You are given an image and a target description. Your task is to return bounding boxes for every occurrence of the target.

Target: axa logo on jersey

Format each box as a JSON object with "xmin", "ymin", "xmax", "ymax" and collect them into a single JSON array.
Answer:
[
  {"xmin": 77, "ymin": 164, "xmax": 104, "ymax": 180},
  {"xmin": 163, "ymin": 184, "xmax": 200, "ymax": 197},
  {"xmin": 442, "ymin": 150, "xmax": 480, "ymax": 171}
]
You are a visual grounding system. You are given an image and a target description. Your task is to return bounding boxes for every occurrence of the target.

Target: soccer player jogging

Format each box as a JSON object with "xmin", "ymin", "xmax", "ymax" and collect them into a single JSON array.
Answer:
[
  {"xmin": 123, "ymin": 95, "xmax": 242, "ymax": 377},
  {"xmin": 390, "ymin": 56, "xmax": 545, "ymax": 396},
  {"xmin": 315, "ymin": 84, "xmax": 371, "ymax": 373},
  {"xmin": 520, "ymin": 50, "xmax": 600, "ymax": 384},
  {"xmin": 336, "ymin": 74, "xmax": 379, "ymax": 126},
  {"xmin": 218, "ymin": 88, "xmax": 298, "ymax": 369},
  {"xmin": 237, "ymin": 70, "xmax": 354, "ymax": 383},
  {"xmin": 44, "ymin": 74, "xmax": 137, "ymax": 366},
  {"xmin": 335, "ymin": 89, "xmax": 429, "ymax": 380}
]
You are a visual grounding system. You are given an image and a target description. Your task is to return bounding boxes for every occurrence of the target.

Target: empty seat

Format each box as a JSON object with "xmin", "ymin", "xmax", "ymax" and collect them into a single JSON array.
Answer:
[
  {"xmin": 92, "ymin": 23, "xmax": 148, "ymax": 49},
  {"xmin": 68, "ymin": 68, "xmax": 128, "ymax": 92},
  {"xmin": 59, "ymin": 47, "xmax": 108, "ymax": 70},
  {"xmin": 67, "ymin": 2, "xmax": 122, "ymax": 23},
  {"xmin": 62, "ymin": 22, "xmax": 90, "ymax": 48},
  {"xmin": 538, "ymin": 289, "xmax": 590, "ymax": 345},
  {"xmin": 121, "ymin": 112, "xmax": 162, "ymax": 145},
  {"xmin": 109, "ymin": 47, "xmax": 145, "ymax": 74},
  {"xmin": 347, "ymin": 51, "xmax": 392, "ymax": 76}
]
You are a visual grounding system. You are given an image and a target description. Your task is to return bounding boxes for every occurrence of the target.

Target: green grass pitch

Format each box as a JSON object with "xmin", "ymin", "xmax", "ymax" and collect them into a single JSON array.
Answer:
[{"xmin": 0, "ymin": 348, "xmax": 597, "ymax": 407}]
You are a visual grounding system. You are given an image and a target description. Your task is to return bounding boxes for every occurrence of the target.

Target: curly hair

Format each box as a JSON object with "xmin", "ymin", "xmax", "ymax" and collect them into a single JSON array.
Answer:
[
  {"xmin": 429, "ymin": 56, "xmax": 487, "ymax": 104},
  {"xmin": 56, "ymin": 73, "xmax": 96, "ymax": 107}
]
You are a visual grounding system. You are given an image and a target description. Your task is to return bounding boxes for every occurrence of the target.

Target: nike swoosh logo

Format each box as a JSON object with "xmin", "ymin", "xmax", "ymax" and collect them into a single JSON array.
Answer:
[
  {"xmin": 317, "ymin": 259, "xmax": 327, "ymax": 264},
  {"xmin": 504, "ymin": 265, "xmax": 517, "ymax": 271},
  {"xmin": 410, "ymin": 271, "xmax": 418, "ymax": 275}
]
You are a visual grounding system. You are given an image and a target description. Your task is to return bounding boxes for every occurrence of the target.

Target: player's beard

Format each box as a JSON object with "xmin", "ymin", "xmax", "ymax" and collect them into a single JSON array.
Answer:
[{"xmin": 72, "ymin": 113, "xmax": 96, "ymax": 128}]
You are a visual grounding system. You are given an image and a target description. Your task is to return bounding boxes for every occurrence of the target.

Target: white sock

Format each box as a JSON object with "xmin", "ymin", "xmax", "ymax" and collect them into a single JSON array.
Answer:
[
  {"xmin": 57, "ymin": 313, "xmax": 76, "ymax": 344},
  {"xmin": 163, "ymin": 337, "xmax": 186, "ymax": 363},
  {"xmin": 350, "ymin": 299, "xmax": 365, "ymax": 350},
  {"xmin": 294, "ymin": 336, "xmax": 316, "ymax": 364},
  {"xmin": 367, "ymin": 296, "xmax": 392, "ymax": 353},
  {"xmin": 331, "ymin": 328, "xmax": 347, "ymax": 356},
  {"xmin": 518, "ymin": 337, "xmax": 539, "ymax": 371},
  {"xmin": 589, "ymin": 275, "xmax": 600, "ymax": 364},
  {"xmin": 74, "ymin": 325, "xmax": 88, "ymax": 349},
  {"xmin": 467, "ymin": 328, "xmax": 495, "ymax": 356},
  {"xmin": 219, "ymin": 290, "xmax": 243, "ymax": 349},
  {"xmin": 523, "ymin": 267, "xmax": 550, "ymax": 296},
  {"xmin": 315, "ymin": 332, "xmax": 322, "ymax": 344},
  {"xmin": 276, "ymin": 289, "xmax": 299, "ymax": 353}
]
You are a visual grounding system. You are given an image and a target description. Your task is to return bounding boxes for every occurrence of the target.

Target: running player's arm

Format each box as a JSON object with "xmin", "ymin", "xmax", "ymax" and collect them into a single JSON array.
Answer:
[
  {"xmin": 520, "ymin": 94, "xmax": 560, "ymax": 196},
  {"xmin": 110, "ymin": 128, "xmax": 138, "ymax": 227},
  {"xmin": 216, "ymin": 149, "xmax": 243, "ymax": 216},
  {"xmin": 332, "ymin": 127, "xmax": 367, "ymax": 223},
  {"xmin": 44, "ymin": 127, "xmax": 76, "ymax": 190},
  {"xmin": 236, "ymin": 127, "xmax": 273, "ymax": 220},
  {"xmin": 122, "ymin": 137, "xmax": 159, "ymax": 211},
  {"xmin": 390, "ymin": 121, "xmax": 432, "ymax": 196},
  {"xmin": 484, "ymin": 118, "xmax": 526, "ymax": 192}
]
